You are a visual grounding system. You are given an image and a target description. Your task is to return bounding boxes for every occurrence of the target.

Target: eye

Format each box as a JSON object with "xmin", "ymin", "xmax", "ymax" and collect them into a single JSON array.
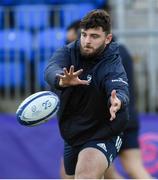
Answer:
[
  {"xmin": 81, "ymin": 32, "xmax": 86, "ymax": 37},
  {"xmin": 92, "ymin": 34, "xmax": 99, "ymax": 39}
]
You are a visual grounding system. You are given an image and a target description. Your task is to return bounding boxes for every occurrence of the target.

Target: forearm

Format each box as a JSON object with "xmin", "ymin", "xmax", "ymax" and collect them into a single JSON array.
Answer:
[
  {"xmin": 44, "ymin": 65, "xmax": 63, "ymax": 90},
  {"xmin": 116, "ymin": 90, "xmax": 129, "ymax": 109}
]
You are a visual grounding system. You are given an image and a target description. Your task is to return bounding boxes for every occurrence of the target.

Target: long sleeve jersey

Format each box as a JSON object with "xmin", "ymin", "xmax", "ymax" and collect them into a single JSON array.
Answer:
[{"xmin": 45, "ymin": 40, "xmax": 129, "ymax": 146}]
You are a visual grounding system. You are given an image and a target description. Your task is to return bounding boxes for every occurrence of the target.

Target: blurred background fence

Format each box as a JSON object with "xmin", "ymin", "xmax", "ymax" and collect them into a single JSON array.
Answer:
[{"xmin": 110, "ymin": 0, "xmax": 158, "ymax": 113}]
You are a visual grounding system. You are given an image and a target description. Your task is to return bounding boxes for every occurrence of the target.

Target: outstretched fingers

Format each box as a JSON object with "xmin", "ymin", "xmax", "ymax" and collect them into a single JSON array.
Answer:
[
  {"xmin": 69, "ymin": 65, "xmax": 74, "ymax": 75},
  {"xmin": 73, "ymin": 69, "xmax": 83, "ymax": 76},
  {"xmin": 63, "ymin": 67, "xmax": 69, "ymax": 76},
  {"xmin": 110, "ymin": 107, "xmax": 116, "ymax": 121},
  {"xmin": 111, "ymin": 90, "xmax": 117, "ymax": 100},
  {"xmin": 78, "ymin": 79, "xmax": 89, "ymax": 85},
  {"xmin": 56, "ymin": 73, "xmax": 65, "ymax": 78}
]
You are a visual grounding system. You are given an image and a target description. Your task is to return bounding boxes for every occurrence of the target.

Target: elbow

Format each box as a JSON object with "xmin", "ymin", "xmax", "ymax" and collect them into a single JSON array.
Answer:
[{"xmin": 44, "ymin": 68, "xmax": 50, "ymax": 86}]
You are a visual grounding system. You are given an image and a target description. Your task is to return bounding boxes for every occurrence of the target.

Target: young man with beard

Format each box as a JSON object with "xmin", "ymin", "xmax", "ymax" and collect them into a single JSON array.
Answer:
[{"xmin": 45, "ymin": 9, "xmax": 129, "ymax": 179}]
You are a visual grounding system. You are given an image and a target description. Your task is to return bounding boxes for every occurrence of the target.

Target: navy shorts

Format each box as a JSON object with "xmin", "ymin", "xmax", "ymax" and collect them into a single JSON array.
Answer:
[
  {"xmin": 64, "ymin": 135, "xmax": 123, "ymax": 175},
  {"xmin": 121, "ymin": 127, "xmax": 139, "ymax": 150}
]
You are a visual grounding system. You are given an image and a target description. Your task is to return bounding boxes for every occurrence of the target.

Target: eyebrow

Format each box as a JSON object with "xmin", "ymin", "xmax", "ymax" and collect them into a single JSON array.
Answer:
[
  {"xmin": 81, "ymin": 32, "xmax": 100, "ymax": 36},
  {"xmin": 90, "ymin": 33, "xmax": 100, "ymax": 36}
]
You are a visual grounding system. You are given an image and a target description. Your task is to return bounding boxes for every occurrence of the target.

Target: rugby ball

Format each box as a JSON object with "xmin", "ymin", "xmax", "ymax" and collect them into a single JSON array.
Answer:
[{"xmin": 16, "ymin": 91, "xmax": 60, "ymax": 126}]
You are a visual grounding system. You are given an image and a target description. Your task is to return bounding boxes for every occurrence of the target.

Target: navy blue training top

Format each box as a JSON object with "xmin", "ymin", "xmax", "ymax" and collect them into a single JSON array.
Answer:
[{"xmin": 45, "ymin": 40, "xmax": 129, "ymax": 146}]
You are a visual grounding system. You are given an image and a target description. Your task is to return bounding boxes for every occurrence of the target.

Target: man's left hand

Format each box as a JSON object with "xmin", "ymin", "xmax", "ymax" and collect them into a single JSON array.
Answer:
[{"xmin": 109, "ymin": 90, "xmax": 121, "ymax": 121}]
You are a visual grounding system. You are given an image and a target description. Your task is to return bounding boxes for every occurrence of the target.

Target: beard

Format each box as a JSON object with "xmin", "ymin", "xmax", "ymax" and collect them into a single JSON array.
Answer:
[{"xmin": 80, "ymin": 43, "xmax": 106, "ymax": 59}]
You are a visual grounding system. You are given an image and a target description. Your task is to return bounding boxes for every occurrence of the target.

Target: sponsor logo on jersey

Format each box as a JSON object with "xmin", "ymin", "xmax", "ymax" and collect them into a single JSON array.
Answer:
[
  {"xmin": 87, "ymin": 74, "xmax": 92, "ymax": 83},
  {"xmin": 112, "ymin": 78, "xmax": 128, "ymax": 85}
]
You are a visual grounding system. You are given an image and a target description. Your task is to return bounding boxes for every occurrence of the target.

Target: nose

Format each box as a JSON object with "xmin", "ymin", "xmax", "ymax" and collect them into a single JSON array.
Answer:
[{"xmin": 84, "ymin": 36, "xmax": 91, "ymax": 44}]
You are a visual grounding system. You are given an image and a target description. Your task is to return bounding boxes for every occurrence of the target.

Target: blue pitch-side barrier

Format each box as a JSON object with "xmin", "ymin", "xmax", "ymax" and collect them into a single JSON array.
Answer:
[{"xmin": 0, "ymin": 114, "xmax": 158, "ymax": 178}]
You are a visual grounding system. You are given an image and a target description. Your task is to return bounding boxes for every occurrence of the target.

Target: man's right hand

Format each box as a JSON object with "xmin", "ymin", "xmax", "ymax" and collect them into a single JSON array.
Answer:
[{"xmin": 56, "ymin": 65, "xmax": 89, "ymax": 87}]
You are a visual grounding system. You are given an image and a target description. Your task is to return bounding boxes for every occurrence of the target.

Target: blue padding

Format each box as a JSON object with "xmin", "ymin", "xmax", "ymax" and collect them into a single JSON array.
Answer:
[
  {"xmin": 31, "ymin": 51, "xmax": 52, "ymax": 87},
  {"xmin": 61, "ymin": 3, "xmax": 95, "ymax": 28},
  {"xmin": 38, "ymin": 61, "xmax": 47, "ymax": 87},
  {"xmin": 14, "ymin": 5, "xmax": 49, "ymax": 30},
  {"xmin": 34, "ymin": 28, "xmax": 66, "ymax": 50},
  {"xmin": 0, "ymin": 30, "xmax": 32, "ymax": 53},
  {"xmin": 0, "ymin": 0, "xmax": 16, "ymax": 5},
  {"xmin": 0, "ymin": 61, "xmax": 25, "ymax": 87},
  {"xmin": 0, "ymin": 30, "xmax": 30, "ymax": 88},
  {"xmin": 46, "ymin": 0, "xmax": 105, "ymax": 6},
  {"xmin": 0, "ymin": 7, "xmax": 4, "ymax": 29},
  {"xmin": 18, "ymin": 0, "xmax": 46, "ymax": 5},
  {"xmin": 1, "ymin": 0, "xmax": 46, "ymax": 5},
  {"xmin": 1, "ymin": 0, "xmax": 106, "ymax": 6}
]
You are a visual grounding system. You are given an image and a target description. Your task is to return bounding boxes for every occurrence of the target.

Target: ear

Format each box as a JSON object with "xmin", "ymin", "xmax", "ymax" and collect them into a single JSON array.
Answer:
[{"xmin": 105, "ymin": 33, "xmax": 112, "ymax": 45}]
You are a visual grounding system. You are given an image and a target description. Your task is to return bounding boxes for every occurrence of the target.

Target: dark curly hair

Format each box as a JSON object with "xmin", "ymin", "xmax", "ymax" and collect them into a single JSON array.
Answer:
[{"xmin": 80, "ymin": 9, "xmax": 111, "ymax": 34}]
